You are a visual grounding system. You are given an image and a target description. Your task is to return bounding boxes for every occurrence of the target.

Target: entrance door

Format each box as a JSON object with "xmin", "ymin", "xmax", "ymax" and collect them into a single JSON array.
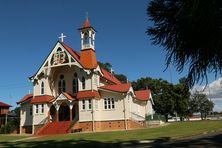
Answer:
[
  {"xmin": 49, "ymin": 105, "xmax": 57, "ymax": 122},
  {"xmin": 58, "ymin": 102, "xmax": 70, "ymax": 121}
]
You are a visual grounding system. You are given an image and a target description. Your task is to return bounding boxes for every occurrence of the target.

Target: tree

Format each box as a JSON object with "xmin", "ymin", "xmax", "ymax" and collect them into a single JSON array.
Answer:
[
  {"xmin": 189, "ymin": 92, "xmax": 214, "ymax": 120},
  {"xmin": 153, "ymin": 81, "xmax": 175, "ymax": 122},
  {"xmin": 173, "ymin": 78, "xmax": 190, "ymax": 121},
  {"xmin": 114, "ymin": 74, "xmax": 127, "ymax": 83},
  {"xmin": 98, "ymin": 62, "xmax": 112, "ymax": 72},
  {"xmin": 98, "ymin": 61, "xmax": 128, "ymax": 83},
  {"xmin": 132, "ymin": 77, "xmax": 175, "ymax": 122},
  {"xmin": 147, "ymin": 0, "xmax": 222, "ymax": 87}
]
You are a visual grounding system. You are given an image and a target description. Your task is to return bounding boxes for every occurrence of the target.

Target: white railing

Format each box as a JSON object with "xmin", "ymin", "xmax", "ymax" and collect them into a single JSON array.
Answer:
[{"xmin": 130, "ymin": 112, "xmax": 145, "ymax": 121}]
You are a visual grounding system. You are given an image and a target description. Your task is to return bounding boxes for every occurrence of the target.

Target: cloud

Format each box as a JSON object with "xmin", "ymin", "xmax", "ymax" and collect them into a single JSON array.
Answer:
[{"xmin": 191, "ymin": 77, "xmax": 222, "ymax": 111}]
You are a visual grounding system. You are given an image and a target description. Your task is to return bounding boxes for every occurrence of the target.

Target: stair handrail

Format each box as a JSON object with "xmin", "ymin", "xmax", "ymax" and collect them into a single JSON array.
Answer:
[
  {"xmin": 38, "ymin": 117, "xmax": 48, "ymax": 125},
  {"xmin": 68, "ymin": 118, "xmax": 78, "ymax": 131},
  {"xmin": 130, "ymin": 112, "xmax": 145, "ymax": 121}
]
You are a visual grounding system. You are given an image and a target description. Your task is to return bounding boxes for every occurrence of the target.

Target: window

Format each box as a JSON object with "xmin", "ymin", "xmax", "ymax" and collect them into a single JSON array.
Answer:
[
  {"xmin": 82, "ymin": 77, "xmax": 85, "ymax": 90},
  {"xmin": 41, "ymin": 82, "xmax": 44, "ymax": 95},
  {"xmin": 104, "ymin": 98, "xmax": 107, "ymax": 109},
  {"xmin": 111, "ymin": 98, "xmax": 115, "ymax": 109},
  {"xmin": 41, "ymin": 104, "xmax": 44, "ymax": 113},
  {"xmin": 58, "ymin": 74, "xmax": 66, "ymax": 94},
  {"xmin": 88, "ymin": 99, "xmax": 92, "ymax": 110},
  {"xmin": 36, "ymin": 104, "xmax": 39, "ymax": 114},
  {"xmin": 30, "ymin": 106, "xmax": 32, "ymax": 116},
  {"xmin": 73, "ymin": 73, "xmax": 78, "ymax": 93},
  {"xmin": 82, "ymin": 100, "xmax": 85, "ymax": 110},
  {"xmin": 104, "ymin": 98, "xmax": 115, "ymax": 110}
]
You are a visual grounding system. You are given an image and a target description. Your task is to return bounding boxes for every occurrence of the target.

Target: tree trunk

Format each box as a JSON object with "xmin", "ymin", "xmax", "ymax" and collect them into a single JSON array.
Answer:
[
  {"xmin": 165, "ymin": 114, "xmax": 168, "ymax": 122},
  {"xmin": 201, "ymin": 112, "xmax": 203, "ymax": 120}
]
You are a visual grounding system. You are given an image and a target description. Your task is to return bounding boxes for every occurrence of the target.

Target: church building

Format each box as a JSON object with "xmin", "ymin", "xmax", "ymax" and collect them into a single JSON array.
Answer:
[{"xmin": 17, "ymin": 18, "xmax": 154, "ymax": 135}]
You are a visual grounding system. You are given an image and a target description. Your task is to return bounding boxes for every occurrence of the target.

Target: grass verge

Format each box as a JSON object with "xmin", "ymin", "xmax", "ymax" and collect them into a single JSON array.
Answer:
[{"xmin": 0, "ymin": 120, "xmax": 222, "ymax": 147}]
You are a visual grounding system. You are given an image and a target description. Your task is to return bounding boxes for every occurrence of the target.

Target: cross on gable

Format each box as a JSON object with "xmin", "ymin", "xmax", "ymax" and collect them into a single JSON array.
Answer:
[{"xmin": 59, "ymin": 33, "xmax": 66, "ymax": 42}]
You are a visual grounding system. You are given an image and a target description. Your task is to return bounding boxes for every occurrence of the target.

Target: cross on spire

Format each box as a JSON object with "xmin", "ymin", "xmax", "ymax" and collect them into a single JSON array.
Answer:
[{"xmin": 59, "ymin": 33, "xmax": 66, "ymax": 42}]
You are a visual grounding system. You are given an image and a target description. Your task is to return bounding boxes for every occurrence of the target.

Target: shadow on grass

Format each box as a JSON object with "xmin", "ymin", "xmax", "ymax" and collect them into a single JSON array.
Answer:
[
  {"xmin": 1, "ymin": 133, "xmax": 222, "ymax": 148},
  {"xmin": 0, "ymin": 137, "xmax": 170, "ymax": 148}
]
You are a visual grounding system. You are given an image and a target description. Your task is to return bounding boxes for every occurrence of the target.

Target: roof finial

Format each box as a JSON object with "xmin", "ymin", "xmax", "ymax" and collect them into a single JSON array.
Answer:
[
  {"xmin": 83, "ymin": 12, "xmax": 91, "ymax": 28},
  {"xmin": 59, "ymin": 33, "xmax": 66, "ymax": 42}
]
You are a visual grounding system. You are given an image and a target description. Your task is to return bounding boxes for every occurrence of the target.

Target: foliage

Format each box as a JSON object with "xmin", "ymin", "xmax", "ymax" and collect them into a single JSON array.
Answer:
[
  {"xmin": 0, "ymin": 107, "xmax": 20, "ymax": 134},
  {"xmin": 98, "ymin": 62, "xmax": 112, "ymax": 72},
  {"xmin": 98, "ymin": 61, "xmax": 127, "ymax": 83},
  {"xmin": 173, "ymin": 78, "xmax": 190, "ymax": 120},
  {"xmin": 132, "ymin": 77, "xmax": 176, "ymax": 122},
  {"xmin": 114, "ymin": 74, "xmax": 127, "ymax": 83},
  {"xmin": 147, "ymin": 0, "xmax": 222, "ymax": 87},
  {"xmin": 0, "ymin": 119, "xmax": 18, "ymax": 134},
  {"xmin": 189, "ymin": 92, "xmax": 214, "ymax": 119}
]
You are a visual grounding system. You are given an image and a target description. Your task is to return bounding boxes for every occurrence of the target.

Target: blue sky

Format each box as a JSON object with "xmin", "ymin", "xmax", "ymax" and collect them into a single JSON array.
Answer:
[{"xmin": 0, "ymin": 0, "xmax": 218, "ymax": 109}]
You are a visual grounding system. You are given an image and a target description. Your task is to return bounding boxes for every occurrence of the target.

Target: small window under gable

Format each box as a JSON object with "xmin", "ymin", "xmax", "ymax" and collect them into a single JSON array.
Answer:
[
  {"xmin": 41, "ymin": 82, "xmax": 44, "ymax": 95},
  {"xmin": 58, "ymin": 74, "xmax": 66, "ymax": 94},
  {"xmin": 73, "ymin": 73, "xmax": 78, "ymax": 94}
]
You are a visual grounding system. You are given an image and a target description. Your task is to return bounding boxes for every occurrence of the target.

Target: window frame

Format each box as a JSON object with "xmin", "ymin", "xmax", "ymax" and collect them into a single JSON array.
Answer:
[
  {"xmin": 58, "ymin": 74, "xmax": 66, "ymax": 94},
  {"xmin": 82, "ymin": 100, "xmax": 85, "ymax": 110},
  {"xmin": 41, "ymin": 81, "xmax": 44, "ymax": 95},
  {"xmin": 88, "ymin": 99, "xmax": 92, "ymax": 110},
  {"xmin": 41, "ymin": 104, "xmax": 44, "ymax": 113},
  {"xmin": 104, "ymin": 98, "xmax": 115, "ymax": 110},
  {"xmin": 72, "ymin": 73, "xmax": 78, "ymax": 94},
  {"xmin": 36, "ymin": 104, "xmax": 39, "ymax": 114},
  {"xmin": 30, "ymin": 106, "xmax": 32, "ymax": 116},
  {"xmin": 82, "ymin": 77, "xmax": 86, "ymax": 90}
]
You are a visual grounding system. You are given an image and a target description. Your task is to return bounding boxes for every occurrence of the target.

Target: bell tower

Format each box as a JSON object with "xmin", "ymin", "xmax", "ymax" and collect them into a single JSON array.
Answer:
[
  {"xmin": 80, "ymin": 17, "xmax": 96, "ymax": 50},
  {"xmin": 79, "ymin": 17, "xmax": 98, "ymax": 69}
]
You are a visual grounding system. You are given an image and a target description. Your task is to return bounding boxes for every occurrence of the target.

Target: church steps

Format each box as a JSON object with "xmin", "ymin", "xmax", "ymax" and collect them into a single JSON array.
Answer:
[{"xmin": 36, "ymin": 121, "xmax": 71, "ymax": 135}]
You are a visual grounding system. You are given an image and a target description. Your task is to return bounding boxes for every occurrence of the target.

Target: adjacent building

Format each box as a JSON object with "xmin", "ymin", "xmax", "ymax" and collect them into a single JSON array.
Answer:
[{"xmin": 0, "ymin": 102, "xmax": 11, "ymax": 127}]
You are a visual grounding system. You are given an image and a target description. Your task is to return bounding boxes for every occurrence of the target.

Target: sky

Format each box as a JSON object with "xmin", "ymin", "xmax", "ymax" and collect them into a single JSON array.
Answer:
[{"xmin": 0, "ymin": 0, "xmax": 221, "ymax": 110}]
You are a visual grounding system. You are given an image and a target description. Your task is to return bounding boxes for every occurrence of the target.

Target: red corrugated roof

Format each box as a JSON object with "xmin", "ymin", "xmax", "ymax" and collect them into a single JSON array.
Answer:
[
  {"xmin": 77, "ymin": 90, "xmax": 100, "ymax": 99},
  {"xmin": 135, "ymin": 89, "xmax": 151, "ymax": 101},
  {"xmin": 17, "ymin": 94, "xmax": 33, "ymax": 104},
  {"xmin": 31, "ymin": 95, "xmax": 54, "ymax": 104},
  {"xmin": 80, "ymin": 49, "xmax": 98, "ymax": 69},
  {"xmin": 101, "ymin": 68, "xmax": 122, "ymax": 84},
  {"xmin": 99, "ymin": 83, "xmax": 131, "ymax": 93},
  {"xmin": 62, "ymin": 42, "xmax": 98, "ymax": 69},
  {"xmin": 61, "ymin": 42, "xmax": 81, "ymax": 62},
  {"xmin": 0, "ymin": 102, "xmax": 11, "ymax": 107}
]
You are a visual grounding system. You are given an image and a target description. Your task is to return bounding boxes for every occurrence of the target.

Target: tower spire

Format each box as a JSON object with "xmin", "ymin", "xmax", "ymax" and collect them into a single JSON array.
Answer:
[{"xmin": 83, "ymin": 12, "xmax": 91, "ymax": 28}]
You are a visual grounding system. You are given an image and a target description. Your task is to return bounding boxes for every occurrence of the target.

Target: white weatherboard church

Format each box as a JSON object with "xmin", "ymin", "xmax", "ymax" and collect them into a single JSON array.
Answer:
[{"xmin": 17, "ymin": 18, "xmax": 154, "ymax": 135}]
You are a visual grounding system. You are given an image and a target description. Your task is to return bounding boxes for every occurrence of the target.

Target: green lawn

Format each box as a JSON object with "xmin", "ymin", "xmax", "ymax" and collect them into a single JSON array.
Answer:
[
  {"xmin": 0, "ymin": 135, "xmax": 29, "ymax": 142},
  {"xmin": 1, "ymin": 120, "xmax": 222, "ymax": 147}
]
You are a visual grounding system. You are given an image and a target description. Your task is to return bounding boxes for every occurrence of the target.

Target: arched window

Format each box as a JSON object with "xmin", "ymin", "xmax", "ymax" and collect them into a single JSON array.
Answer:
[
  {"xmin": 41, "ymin": 82, "xmax": 44, "ymax": 95},
  {"xmin": 58, "ymin": 74, "xmax": 66, "ymax": 94},
  {"xmin": 73, "ymin": 73, "xmax": 78, "ymax": 94},
  {"xmin": 82, "ymin": 76, "xmax": 86, "ymax": 90}
]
